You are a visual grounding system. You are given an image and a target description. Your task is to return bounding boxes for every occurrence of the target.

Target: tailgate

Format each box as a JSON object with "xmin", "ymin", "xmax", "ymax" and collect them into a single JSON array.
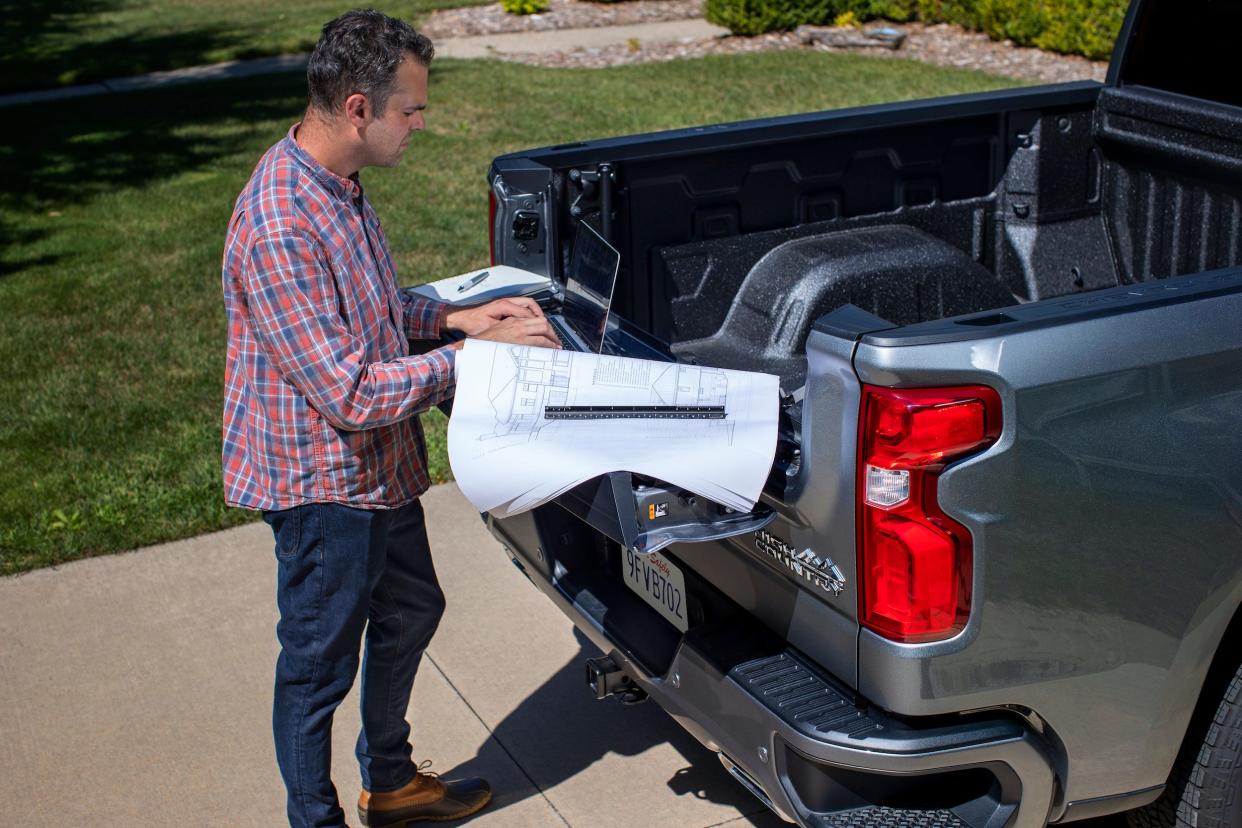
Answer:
[{"xmin": 486, "ymin": 315, "xmax": 868, "ymax": 687}]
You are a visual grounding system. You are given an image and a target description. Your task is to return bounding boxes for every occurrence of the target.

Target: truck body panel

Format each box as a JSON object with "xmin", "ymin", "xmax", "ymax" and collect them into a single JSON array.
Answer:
[{"xmin": 851, "ymin": 273, "xmax": 1242, "ymax": 803}]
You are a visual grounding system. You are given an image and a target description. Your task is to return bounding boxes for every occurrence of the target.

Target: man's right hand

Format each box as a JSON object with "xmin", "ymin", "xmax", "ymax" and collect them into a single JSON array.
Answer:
[{"xmin": 469, "ymin": 316, "xmax": 561, "ymax": 349}]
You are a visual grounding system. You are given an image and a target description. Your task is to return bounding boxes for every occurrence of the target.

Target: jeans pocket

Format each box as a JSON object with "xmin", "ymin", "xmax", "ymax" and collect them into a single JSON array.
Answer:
[{"xmin": 264, "ymin": 507, "xmax": 303, "ymax": 560}]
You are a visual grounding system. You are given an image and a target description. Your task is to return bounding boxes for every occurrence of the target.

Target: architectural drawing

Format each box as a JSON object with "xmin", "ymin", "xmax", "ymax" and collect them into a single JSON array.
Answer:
[
  {"xmin": 479, "ymin": 345, "xmax": 736, "ymax": 450},
  {"xmin": 449, "ymin": 339, "xmax": 780, "ymax": 518}
]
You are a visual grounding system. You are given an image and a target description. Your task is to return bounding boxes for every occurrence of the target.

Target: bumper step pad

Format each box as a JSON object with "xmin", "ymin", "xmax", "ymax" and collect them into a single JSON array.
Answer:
[
  {"xmin": 729, "ymin": 651, "xmax": 883, "ymax": 741},
  {"xmin": 727, "ymin": 649, "xmax": 1030, "ymax": 828},
  {"xmin": 819, "ymin": 807, "xmax": 969, "ymax": 827}
]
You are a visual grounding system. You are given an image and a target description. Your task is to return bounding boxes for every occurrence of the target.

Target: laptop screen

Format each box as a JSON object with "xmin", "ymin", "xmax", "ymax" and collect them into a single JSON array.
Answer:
[{"xmin": 562, "ymin": 222, "xmax": 621, "ymax": 353}]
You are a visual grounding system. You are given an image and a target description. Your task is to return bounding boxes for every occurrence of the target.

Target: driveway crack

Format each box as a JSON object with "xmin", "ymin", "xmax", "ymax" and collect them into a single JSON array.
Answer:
[{"xmin": 425, "ymin": 652, "xmax": 572, "ymax": 826}]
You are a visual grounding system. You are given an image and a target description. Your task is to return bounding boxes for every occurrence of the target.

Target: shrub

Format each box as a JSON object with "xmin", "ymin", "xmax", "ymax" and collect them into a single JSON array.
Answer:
[
  {"xmin": 915, "ymin": 0, "xmax": 982, "ymax": 29},
  {"xmin": 1034, "ymin": 0, "xmax": 1127, "ymax": 60},
  {"xmin": 706, "ymin": 0, "xmax": 929, "ymax": 36},
  {"xmin": 705, "ymin": 0, "xmax": 834, "ymax": 36},
  {"xmin": 916, "ymin": 0, "xmax": 1124, "ymax": 59},
  {"xmin": 501, "ymin": 0, "xmax": 549, "ymax": 14},
  {"xmin": 856, "ymin": 0, "xmax": 919, "ymax": 21},
  {"xmin": 712, "ymin": 0, "xmax": 1124, "ymax": 60}
]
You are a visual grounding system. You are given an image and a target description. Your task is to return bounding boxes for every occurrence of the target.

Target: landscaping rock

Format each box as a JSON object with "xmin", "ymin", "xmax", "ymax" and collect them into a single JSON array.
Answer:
[{"xmin": 796, "ymin": 25, "xmax": 906, "ymax": 50}]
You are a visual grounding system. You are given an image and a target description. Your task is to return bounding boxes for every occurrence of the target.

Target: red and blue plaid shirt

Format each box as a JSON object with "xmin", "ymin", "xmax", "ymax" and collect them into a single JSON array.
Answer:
[{"xmin": 221, "ymin": 124, "xmax": 456, "ymax": 511}]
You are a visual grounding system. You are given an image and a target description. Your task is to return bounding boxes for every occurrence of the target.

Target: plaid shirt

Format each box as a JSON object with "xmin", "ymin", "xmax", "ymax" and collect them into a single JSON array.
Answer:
[{"xmin": 221, "ymin": 124, "xmax": 456, "ymax": 511}]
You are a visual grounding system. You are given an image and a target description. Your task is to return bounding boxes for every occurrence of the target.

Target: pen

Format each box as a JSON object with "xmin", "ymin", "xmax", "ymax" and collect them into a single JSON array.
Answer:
[{"xmin": 456, "ymin": 270, "xmax": 489, "ymax": 293}]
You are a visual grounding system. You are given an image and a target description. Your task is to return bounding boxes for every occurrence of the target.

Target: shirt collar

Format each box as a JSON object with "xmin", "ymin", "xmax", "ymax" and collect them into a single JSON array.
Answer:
[{"xmin": 284, "ymin": 123, "xmax": 362, "ymax": 202}]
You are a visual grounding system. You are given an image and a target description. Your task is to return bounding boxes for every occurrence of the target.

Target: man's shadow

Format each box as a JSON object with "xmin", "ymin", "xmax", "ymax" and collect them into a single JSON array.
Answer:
[{"xmin": 441, "ymin": 628, "xmax": 786, "ymax": 826}]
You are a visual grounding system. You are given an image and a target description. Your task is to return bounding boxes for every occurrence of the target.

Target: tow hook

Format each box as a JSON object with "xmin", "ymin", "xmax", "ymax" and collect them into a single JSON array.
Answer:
[{"xmin": 585, "ymin": 656, "xmax": 648, "ymax": 705}]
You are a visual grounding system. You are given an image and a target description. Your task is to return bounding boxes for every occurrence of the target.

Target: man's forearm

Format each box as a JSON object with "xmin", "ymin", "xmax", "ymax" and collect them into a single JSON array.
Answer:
[
  {"xmin": 400, "ymin": 289, "xmax": 449, "ymax": 340},
  {"xmin": 304, "ymin": 346, "xmax": 456, "ymax": 431}
]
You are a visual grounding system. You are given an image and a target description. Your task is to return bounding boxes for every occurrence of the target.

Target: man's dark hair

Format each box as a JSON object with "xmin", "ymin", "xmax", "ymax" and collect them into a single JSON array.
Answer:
[{"xmin": 306, "ymin": 9, "xmax": 434, "ymax": 116}]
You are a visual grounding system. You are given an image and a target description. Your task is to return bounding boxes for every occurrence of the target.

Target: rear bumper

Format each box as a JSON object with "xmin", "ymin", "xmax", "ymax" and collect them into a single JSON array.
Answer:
[
  {"xmin": 651, "ymin": 641, "xmax": 1056, "ymax": 828},
  {"xmin": 491, "ymin": 522, "xmax": 1058, "ymax": 828}
]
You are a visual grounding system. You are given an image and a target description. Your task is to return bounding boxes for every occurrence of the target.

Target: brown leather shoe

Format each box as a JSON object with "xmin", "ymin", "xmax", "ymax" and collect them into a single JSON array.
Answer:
[{"xmin": 358, "ymin": 763, "xmax": 492, "ymax": 826}]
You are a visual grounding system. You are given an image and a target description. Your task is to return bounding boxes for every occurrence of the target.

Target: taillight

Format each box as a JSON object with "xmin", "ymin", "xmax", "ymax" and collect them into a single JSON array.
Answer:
[
  {"xmin": 858, "ymin": 385, "xmax": 1001, "ymax": 643},
  {"xmin": 488, "ymin": 190, "xmax": 498, "ymax": 265}
]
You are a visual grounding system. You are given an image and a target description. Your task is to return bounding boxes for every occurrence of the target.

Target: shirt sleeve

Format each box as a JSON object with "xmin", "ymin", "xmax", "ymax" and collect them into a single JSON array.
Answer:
[
  {"xmin": 399, "ymin": 288, "xmax": 450, "ymax": 341},
  {"xmin": 243, "ymin": 228, "xmax": 456, "ymax": 431}
]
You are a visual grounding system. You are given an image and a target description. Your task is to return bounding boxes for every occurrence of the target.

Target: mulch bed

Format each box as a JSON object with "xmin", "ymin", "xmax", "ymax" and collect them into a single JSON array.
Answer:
[
  {"xmin": 422, "ymin": 0, "xmax": 705, "ymax": 37},
  {"xmin": 421, "ymin": 1, "xmax": 1107, "ymax": 84}
]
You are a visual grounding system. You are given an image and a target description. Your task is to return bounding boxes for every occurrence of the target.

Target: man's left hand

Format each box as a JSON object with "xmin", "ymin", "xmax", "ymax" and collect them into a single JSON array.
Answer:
[{"xmin": 443, "ymin": 297, "xmax": 545, "ymax": 336}]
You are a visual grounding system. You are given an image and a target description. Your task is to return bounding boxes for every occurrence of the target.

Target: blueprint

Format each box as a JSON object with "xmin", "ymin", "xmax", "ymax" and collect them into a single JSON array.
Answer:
[{"xmin": 448, "ymin": 340, "xmax": 780, "ymax": 518}]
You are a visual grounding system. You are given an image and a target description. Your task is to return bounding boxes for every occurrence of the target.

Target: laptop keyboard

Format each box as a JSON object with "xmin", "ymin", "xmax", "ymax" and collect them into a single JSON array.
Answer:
[{"xmin": 548, "ymin": 314, "xmax": 585, "ymax": 351}]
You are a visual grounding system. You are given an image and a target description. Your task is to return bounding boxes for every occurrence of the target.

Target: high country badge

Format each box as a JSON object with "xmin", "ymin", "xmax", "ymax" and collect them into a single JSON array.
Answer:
[{"xmin": 754, "ymin": 530, "xmax": 847, "ymax": 597}]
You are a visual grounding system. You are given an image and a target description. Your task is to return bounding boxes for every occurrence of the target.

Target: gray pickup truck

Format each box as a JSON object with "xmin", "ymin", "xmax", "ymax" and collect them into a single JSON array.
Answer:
[{"xmin": 478, "ymin": 0, "xmax": 1242, "ymax": 824}]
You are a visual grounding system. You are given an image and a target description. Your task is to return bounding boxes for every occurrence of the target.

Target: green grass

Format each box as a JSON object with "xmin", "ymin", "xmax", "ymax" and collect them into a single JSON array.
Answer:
[
  {"xmin": 0, "ymin": 0, "xmax": 490, "ymax": 94},
  {"xmin": 0, "ymin": 51, "xmax": 1020, "ymax": 575}
]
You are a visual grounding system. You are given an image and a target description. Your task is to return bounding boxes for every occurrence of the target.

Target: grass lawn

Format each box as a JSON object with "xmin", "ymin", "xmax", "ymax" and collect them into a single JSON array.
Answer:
[
  {"xmin": 0, "ymin": 0, "xmax": 490, "ymax": 94},
  {"xmin": 0, "ymin": 51, "xmax": 1020, "ymax": 575}
]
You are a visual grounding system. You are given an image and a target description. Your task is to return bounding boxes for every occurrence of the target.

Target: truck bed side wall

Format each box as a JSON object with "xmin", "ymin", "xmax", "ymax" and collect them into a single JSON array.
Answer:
[{"xmin": 851, "ymin": 282, "xmax": 1242, "ymax": 806}]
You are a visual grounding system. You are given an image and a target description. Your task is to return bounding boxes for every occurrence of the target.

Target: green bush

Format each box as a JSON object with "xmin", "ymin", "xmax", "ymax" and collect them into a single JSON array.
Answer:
[
  {"xmin": 705, "ymin": 0, "xmax": 931, "ymax": 35},
  {"xmin": 711, "ymin": 0, "xmax": 1124, "ymax": 60},
  {"xmin": 915, "ymin": 0, "xmax": 982, "ymax": 29},
  {"xmin": 856, "ymin": 0, "xmax": 919, "ymax": 21},
  {"xmin": 967, "ymin": 0, "xmax": 1126, "ymax": 60},
  {"xmin": 1034, "ymin": 0, "xmax": 1127, "ymax": 60},
  {"xmin": 705, "ymin": 0, "xmax": 834, "ymax": 36},
  {"xmin": 501, "ymin": 0, "xmax": 548, "ymax": 14}
]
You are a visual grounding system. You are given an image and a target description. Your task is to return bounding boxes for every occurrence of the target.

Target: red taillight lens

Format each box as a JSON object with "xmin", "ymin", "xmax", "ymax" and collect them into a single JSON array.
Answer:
[
  {"xmin": 858, "ymin": 385, "xmax": 1001, "ymax": 642},
  {"xmin": 869, "ymin": 390, "xmax": 991, "ymax": 468},
  {"xmin": 488, "ymin": 190, "xmax": 498, "ymax": 266},
  {"xmin": 867, "ymin": 514, "xmax": 960, "ymax": 635}
]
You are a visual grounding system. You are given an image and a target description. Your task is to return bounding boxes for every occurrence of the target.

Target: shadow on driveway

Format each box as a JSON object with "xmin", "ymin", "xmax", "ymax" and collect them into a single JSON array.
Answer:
[
  {"xmin": 439, "ymin": 630, "xmax": 1135, "ymax": 828},
  {"xmin": 445, "ymin": 628, "xmax": 784, "ymax": 826}
]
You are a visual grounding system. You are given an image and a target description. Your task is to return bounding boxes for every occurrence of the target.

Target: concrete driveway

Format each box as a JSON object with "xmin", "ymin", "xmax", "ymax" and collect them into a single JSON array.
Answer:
[
  {"xmin": 0, "ymin": 484, "xmax": 781, "ymax": 827},
  {"xmin": 0, "ymin": 484, "xmax": 1130, "ymax": 827}
]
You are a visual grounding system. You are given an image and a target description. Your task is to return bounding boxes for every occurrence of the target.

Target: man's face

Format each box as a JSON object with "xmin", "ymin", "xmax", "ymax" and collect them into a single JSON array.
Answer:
[{"xmin": 363, "ymin": 56, "xmax": 428, "ymax": 168}]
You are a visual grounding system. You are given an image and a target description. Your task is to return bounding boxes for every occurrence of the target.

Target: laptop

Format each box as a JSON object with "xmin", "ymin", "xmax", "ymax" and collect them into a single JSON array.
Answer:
[{"xmin": 547, "ymin": 222, "xmax": 621, "ymax": 353}]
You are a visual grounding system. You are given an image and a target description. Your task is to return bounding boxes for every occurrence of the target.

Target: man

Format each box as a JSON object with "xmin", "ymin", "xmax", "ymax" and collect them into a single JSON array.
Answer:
[{"xmin": 221, "ymin": 10, "xmax": 560, "ymax": 827}]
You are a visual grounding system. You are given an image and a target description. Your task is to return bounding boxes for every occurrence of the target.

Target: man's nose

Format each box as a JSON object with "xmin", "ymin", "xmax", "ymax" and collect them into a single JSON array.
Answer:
[{"xmin": 412, "ymin": 112, "xmax": 425, "ymax": 131}]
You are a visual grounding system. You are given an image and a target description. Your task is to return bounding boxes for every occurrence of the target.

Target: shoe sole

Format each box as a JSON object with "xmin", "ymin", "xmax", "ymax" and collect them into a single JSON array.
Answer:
[{"xmin": 359, "ymin": 788, "xmax": 493, "ymax": 826}]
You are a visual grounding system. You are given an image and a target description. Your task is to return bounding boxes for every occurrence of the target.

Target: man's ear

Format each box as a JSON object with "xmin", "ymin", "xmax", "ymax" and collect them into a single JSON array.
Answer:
[{"xmin": 344, "ymin": 92, "xmax": 370, "ymax": 127}]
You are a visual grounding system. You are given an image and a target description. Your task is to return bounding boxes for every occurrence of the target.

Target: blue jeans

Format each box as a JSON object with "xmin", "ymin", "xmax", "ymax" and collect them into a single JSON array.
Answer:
[{"xmin": 263, "ymin": 499, "xmax": 446, "ymax": 828}]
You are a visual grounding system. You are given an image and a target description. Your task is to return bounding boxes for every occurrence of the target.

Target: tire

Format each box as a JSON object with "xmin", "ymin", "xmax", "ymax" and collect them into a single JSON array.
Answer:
[{"xmin": 1128, "ymin": 661, "xmax": 1242, "ymax": 828}]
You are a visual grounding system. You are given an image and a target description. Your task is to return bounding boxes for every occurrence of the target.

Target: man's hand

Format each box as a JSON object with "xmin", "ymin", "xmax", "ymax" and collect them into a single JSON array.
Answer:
[
  {"xmin": 470, "ymin": 316, "xmax": 562, "ymax": 349},
  {"xmin": 443, "ymin": 297, "xmax": 544, "ymax": 336}
]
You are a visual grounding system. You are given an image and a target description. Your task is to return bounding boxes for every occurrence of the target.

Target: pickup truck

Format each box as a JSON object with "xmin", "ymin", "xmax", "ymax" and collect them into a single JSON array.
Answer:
[{"xmin": 478, "ymin": 0, "xmax": 1242, "ymax": 824}]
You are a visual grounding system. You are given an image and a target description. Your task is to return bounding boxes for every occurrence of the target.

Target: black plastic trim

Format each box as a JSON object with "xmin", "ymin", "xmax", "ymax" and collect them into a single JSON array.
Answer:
[
  {"xmin": 806, "ymin": 806, "xmax": 971, "ymax": 827},
  {"xmin": 730, "ymin": 650, "xmax": 1026, "ymax": 756},
  {"xmin": 811, "ymin": 304, "xmax": 898, "ymax": 341},
  {"xmin": 492, "ymin": 84, "xmax": 1103, "ymax": 169},
  {"xmin": 1105, "ymin": 0, "xmax": 1145, "ymax": 88}
]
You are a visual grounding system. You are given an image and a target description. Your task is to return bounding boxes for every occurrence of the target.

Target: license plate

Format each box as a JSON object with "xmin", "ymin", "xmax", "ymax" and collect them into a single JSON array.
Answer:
[{"xmin": 623, "ymin": 548, "xmax": 689, "ymax": 632}]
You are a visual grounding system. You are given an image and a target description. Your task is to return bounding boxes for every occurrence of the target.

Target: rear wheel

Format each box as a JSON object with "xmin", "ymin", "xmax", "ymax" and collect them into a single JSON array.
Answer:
[{"xmin": 1128, "ymin": 661, "xmax": 1242, "ymax": 828}]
